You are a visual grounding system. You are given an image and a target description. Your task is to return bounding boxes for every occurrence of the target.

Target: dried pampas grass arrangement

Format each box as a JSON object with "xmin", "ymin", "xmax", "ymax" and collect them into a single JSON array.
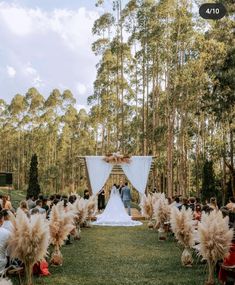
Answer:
[
  {"xmin": 151, "ymin": 192, "xmax": 161, "ymax": 206},
  {"xmin": 198, "ymin": 210, "xmax": 233, "ymax": 285},
  {"xmin": 49, "ymin": 201, "xmax": 75, "ymax": 265},
  {"xmin": 139, "ymin": 194, "xmax": 154, "ymax": 228},
  {"xmin": 71, "ymin": 197, "xmax": 87, "ymax": 239},
  {"xmin": 103, "ymin": 153, "xmax": 131, "ymax": 164},
  {"xmin": 0, "ymin": 278, "xmax": 13, "ymax": 285},
  {"xmin": 170, "ymin": 207, "xmax": 194, "ymax": 266},
  {"xmin": 8, "ymin": 209, "xmax": 49, "ymax": 285},
  {"xmin": 153, "ymin": 194, "xmax": 171, "ymax": 240},
  {"xmin": 85, "ymin": 195, "xmax": 97, "ymax": 227}
]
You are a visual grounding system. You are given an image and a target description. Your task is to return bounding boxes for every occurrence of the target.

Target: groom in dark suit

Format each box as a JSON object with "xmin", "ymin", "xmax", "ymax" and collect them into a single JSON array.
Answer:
[{"xmin": 121, "ymin": 182, "xmax": 131, "ymax": 216}]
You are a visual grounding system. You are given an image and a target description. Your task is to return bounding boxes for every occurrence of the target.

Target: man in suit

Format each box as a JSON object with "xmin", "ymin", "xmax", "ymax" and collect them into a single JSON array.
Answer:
[
  {"xmin": 121, "ymin": 182, "xmax": 132, "ymax": 216},
  {"xmin": 98, "ymin": 188, "xmax": 105, "ymax": 212}
]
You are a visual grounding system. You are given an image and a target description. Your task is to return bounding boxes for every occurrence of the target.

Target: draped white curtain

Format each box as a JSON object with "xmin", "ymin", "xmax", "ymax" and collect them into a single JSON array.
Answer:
[
  {"xmin": 121, "ymin": 156, "xmax": 152, "ymax": 194},
  {"xmin": 85, "ymin": 156, "xmax": 152, "ymax": 195},
  {"xmin": 85, "ymin": 156, "xmax": 113, "ymax": 195}
]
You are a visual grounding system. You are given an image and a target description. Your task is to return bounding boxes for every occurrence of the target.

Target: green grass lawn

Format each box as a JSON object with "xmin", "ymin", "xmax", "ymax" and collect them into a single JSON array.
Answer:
[{"xmin": 11, "ymin": 223, "xmax": 218, "ymax": 285}]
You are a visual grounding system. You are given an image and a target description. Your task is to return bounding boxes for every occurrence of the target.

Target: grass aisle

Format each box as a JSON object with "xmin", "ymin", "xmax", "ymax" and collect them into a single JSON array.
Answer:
[{"xmin": 14, "ymin": 224, "xmax": 210, "ymax": 285}]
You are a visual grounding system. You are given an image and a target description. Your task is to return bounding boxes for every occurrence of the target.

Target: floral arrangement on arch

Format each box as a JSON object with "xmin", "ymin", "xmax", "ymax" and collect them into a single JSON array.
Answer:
[{"xmin": 103, "ymin": 152, "xmax": 131, "ymax": 164}]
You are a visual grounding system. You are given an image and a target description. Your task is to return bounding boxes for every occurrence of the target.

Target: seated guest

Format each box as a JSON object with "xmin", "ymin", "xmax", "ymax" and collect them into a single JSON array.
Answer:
[
  {"xmin": 219, "ymin": 230, "xmax": 235, "ymax": 284},
  {"xmin": 208, "ymin": 197, "xmax": 218, "ymax": 211},
  {"xmin": 193, "ymin": 204, "xmax": 202, "ymax": 222},
  {"xmin": 167, "ymin": 197, "xmax": 172, "ymax": 205},
  {"xmin": 48, "ymin": 195, "xmax": 55, "ymax": 208},
  {"xmin": 42, "ymin": 197, "xmax": 49, "ymax": 213},
  {"xmin": 202, "ymin": 204, "xmax": 213, "ymax": 214},
  {"xmin": 2, "ymin": 195, "xmax": 12, "ymax": 210},
  {"xmin": 30, "ymin": 200, "xmax": 46, "ymax": 215},
  {"xmin": 173, "ymin": 197, "xmax": 182, "ymax": 209},
  {"xmin": 1, "ymin": 210, "xmax": 14, "ymax": 233},
  {"xmin": 38, "ymin": 194, "xmax": 44, "ymax": 201},
  {"xmin": 0, "ymin": 195, "xmax": 3, "ymax": 208},
  {"xmin": 69, "ymin": 195, "xmax": 75, "ymax": 205},
  {"xmin": 33, "ymin": 259, "xmax": 50, "ymax": 276},
  {"xmin": 56, "ymin": 194, "xmax": 62, "ymax": 201},
  {"xmin": 84, "ymin": 190, "xmax": 90, "ymax": 200},
  {"xmin": 0, "ymin": 211, "xmax": 11, "ymax": 272},
  {"xmin": 31, "ymin": 208, "xmax": 40, "ymax": 215},
  {"xmin": 27, "ymin": 195, "xmax": 36, "ymax": 210},
  {"xmin": 19, "ymin": 201, "xmax": 30, "ymax": 218},
  {"xmin": 179, "ymin": 198, "xmax": 189, "ymax": 210},
  {"xmin": 189, "ymin": 197, "xmax": 196, "ymax": 211},
  {"xmin": 226, "ymin": 197, "xmax": 235, "ymax": 212}
]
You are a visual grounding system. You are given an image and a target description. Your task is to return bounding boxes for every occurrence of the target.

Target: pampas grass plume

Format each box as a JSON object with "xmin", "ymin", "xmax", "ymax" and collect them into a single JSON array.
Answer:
[
  {"xmin": 0, "ymin": 279, "xmax": 13, "ymax": 285},
  {"xmin": 8, "ymin": 209, "xmax": 49, "ymax": 285},
  {"xmin": 198, "ymin": 210, "xmax": 233, "ymax": 284}
]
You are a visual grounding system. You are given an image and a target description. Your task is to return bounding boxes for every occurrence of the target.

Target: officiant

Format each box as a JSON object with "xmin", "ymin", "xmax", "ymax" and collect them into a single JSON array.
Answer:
[{"xmin": 98, "ymin": 188, "xmax": 105, "ymax": 212}]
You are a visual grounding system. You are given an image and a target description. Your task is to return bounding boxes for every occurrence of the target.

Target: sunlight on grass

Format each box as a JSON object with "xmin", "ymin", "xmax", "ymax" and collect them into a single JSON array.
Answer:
[{"xmin": 11, "ymin": 223, "xmax": 217, "ymax": 285}]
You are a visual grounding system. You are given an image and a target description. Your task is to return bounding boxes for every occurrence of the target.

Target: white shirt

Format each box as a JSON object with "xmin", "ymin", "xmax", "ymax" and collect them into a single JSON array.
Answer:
[
  {"xmin": 0, "ymin": 227, "xmax": 11, "ymax": 272},
  {"xmin": 2, "ymin": 221, "xmax": 14, "ymax": 233}
]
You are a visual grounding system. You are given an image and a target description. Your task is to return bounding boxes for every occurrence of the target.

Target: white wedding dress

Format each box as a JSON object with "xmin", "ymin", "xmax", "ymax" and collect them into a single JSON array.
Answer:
[{"xmin": 92, "ymin": 187, "xmax": 142, "ymax": 227}]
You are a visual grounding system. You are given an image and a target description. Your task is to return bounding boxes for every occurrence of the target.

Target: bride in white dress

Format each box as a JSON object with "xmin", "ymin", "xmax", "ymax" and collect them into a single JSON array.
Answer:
[{"xmin": 92, "ymin": 185, "xmax": 142, "ymax": 227}]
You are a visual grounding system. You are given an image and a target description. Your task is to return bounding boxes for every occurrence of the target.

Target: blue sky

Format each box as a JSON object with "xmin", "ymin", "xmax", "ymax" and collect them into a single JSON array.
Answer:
[{"xmin": 0, "ymin": 0, "xmax": 116, "ymax": 110}]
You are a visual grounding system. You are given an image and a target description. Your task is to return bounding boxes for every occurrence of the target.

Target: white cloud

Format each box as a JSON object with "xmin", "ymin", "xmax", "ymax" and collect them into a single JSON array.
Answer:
[
  {"xmin": 0, "ymin": 2, "xmax": 98, "ymax": 50},
  {"xmin": 0, "ymin": 2, "xmax": 99, "ymax": 104},
  {"xmin": 33, "ymin": 76, "xmax": 44, "ymax": 88},
  {"xmin": 22, "ymin": 63, "xmax": 44, "ymax": 88},
  {"xmin": 76, "ymin": 82, "xmax": 87, "ymax": 96},
  {"xmin": 24, "ymin": 63, "xmax": 37, "ymax": 76},
  {"xmin": 6, "ymin": 65, "xmax": 16, "ymax": 78},
  {"xmin": 0, "ymin": 3, "xmax": 33, "ymax": 36}
]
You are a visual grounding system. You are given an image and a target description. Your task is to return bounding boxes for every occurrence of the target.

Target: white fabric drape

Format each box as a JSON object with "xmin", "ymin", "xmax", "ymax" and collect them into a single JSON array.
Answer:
[
  {"xmin": 121, "ymin": 156, "xmax": 152, "ymax": 194},
  {"xmin": 85, "ymin": 156, "xmax": 113, "ymax": 195}
]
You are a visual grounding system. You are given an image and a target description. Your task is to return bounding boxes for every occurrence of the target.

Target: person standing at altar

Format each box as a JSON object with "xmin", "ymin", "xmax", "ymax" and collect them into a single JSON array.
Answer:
[
  {"xmin": 84, "ymin": 190, "xmax": 90, "ymax": 200},
  {"xmin": 98, "ymin": 188, "xmax": 105, "ymax": 212},
  {"xmin": 121, "ymin": 182, "xmax": 132, "ymax": 216}
]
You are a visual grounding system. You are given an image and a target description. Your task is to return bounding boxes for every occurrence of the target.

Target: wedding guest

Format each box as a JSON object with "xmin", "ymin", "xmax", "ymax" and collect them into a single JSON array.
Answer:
[
  {"xmin": 0, "ymin": 195, "xmax": 3, "ymax": 208},
  {"xmin": 27, "ymin": 195, "xmax": 36, "ymax": 210},
  {"xmin": 31, "ymin": 208, "xmax": 40, "ymax": 215},
  {"xmin": 119, "ymin": 185, "xmax": 123, "ymax": 195},
  {"xmin": 30, "ymin": 200, "xmax": 46, "ymax": 215},
  {"xmin": 179, "ymin": 198, "xmax": 189, "ymax": 210},
  {"xmin": 19, "ymin": 201, "xmax": 30, "ymax": 217},
  {"xmin": 1, "ymin": 210, "xmax": 14, "ymax": 233},
  {"xmin": 226, "ymin": 197, "xmax": 235, "ymax": 211},
  {"xmin": 219, "ymin": 226, "xmax": 235, "ymax": 284},
  {"xmin": 2, "ymin": 195, "xmax": 12, "ymax": 210},
  {"xmin": 208, "ymin": 197, "xmax": 218, "ymax": 211},
  {"xmin": 42, "ymin": 197, "xmax": 49, "ymax": 213},
  {"xmin": 152, "ymin": 187, "xmax": 157, "ymax": 193},
  {"xmin": 0, "ymin": 211, "xmax": 11, "ymax": 272},
  {"xmin": 55, "ymin": 194, "xmax": 62, "ymax": 201},
  {"xmin": 38, "ymin": 194, "xmax": 44, "ymax": 201},
  {"xmin": 84, "ymin": 190, "xmax": 90, "ymax": 200},
  {"xmin": 98, "ymin": 188, "xmax": 105, "ymax": 212},
  {"xmin": 202, "ymin": 204, "xmax": 213, "ymax": 214},
  {"xmin": 193, "ymin": 204, "xmax": 202, "ymax": 222},
  {"xmin": 189, "ymin": 197, "xmax": 196, "ymax": 211},
  {"xmin": 48, "ymin": 195, "xmax": 55, "ymax": 208},
  {"xmin": 69, "ymin": 195, "xmax": 75, "ymax": 205},
  {"xmin": 167, "ymin": 197, "xmax": 172, "ymax": 205},
  {"xmin": 173, "ymin": 197, "xmax": 182, "ymax": 209}
]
